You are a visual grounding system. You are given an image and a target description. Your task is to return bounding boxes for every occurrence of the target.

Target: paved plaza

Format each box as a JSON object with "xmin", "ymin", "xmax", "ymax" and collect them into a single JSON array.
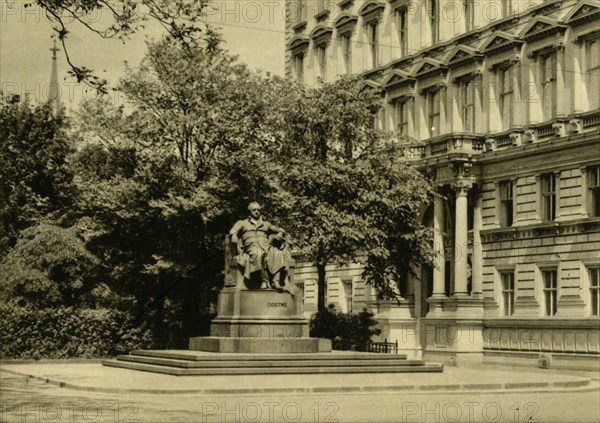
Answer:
[{"xmin": 1, "ymin": 361, "xmax": 598, "ymax": 422}]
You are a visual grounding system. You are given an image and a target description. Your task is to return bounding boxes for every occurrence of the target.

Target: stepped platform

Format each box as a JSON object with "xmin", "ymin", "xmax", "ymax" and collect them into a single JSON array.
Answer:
[{"xmin": 102, "ymin": 349, "xmax": 444, "ymax": 376}]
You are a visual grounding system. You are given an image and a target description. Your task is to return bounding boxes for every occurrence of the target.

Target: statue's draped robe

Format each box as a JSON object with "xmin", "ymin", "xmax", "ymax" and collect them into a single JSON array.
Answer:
[{"xmin": 229, "ymin": 218, "xmax": 289, "ymax": 279}]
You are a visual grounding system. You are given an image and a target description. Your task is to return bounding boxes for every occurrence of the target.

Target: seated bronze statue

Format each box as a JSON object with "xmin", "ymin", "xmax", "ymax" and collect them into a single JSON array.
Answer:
[{"xmin": 227, "ymin": 202, "xmax": 297, "ymax": 295}]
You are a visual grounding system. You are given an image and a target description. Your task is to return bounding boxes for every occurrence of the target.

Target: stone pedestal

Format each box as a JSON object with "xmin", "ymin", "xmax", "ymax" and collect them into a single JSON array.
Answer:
[
  {"xmin": 190, "ymin": 289, "xmax": 331, "ymax": 353},
  {"xmin": 375, "ymin": 299, "xmax": 420, "ymax": 359}
]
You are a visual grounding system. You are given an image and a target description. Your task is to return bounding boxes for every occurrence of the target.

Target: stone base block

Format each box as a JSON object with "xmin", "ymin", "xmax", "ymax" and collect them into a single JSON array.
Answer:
[
  {"xmin": 210, "ymin": 318, "xmax": 309, "ymax": 338},
  {"xmin": 189, "ymin": 336, "xmax": 332, "ymax": 353}
]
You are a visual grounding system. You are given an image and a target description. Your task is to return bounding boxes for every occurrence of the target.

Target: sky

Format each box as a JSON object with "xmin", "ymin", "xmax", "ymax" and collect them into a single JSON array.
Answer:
[{"xmin": 0, "ymin": 1, "xmax": 286, "ymax": 112}]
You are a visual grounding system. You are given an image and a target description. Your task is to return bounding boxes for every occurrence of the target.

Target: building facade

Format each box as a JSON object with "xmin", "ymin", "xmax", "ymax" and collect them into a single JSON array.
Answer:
[{"xmin": 285, "ymin": 0, "xmax": 600, "ymax": 369}]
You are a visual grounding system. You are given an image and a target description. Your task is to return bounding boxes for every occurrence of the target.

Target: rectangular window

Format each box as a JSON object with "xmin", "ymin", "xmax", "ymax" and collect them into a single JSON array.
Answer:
[
  {"xmin": 588, "ymin": 165, "xmax": 600, "ymax": 217},
  {"xmin": 499, "ymin": 180, "xmax": 514, "ymax": 227},
  {"xmin": 368, "ymin": 22, "xmax": 379, "ymax": 68},
  {"xmin": 396, "ymin": 99, "xmax": 409, "ymax": 136},
  {"xmin": 317, "ymin": 44, "xmax": 327, "ymax": 80},
  {"xmin": 501, "ymin": 272, "xmax": 515, "ymax": 316},
  {"xmin": 428, "ymin": 90, "xmax": 440, "ymax": 137},
  {"xmin": 397, "ymin": 9, "xmax": 408, "ymax": 56},
  {"xmin": 542, "ymin": 270, "xmax": 557, "ymax": 316},
  {"xmin": 461, "ymin": 79, "xmax": 475, "ymax": 132},
  {"xmin": 499, "ymin": 66, "xmax": 514, "ymax": 129},
  {"xmin": 297, "ymin": 0, "xmax": 307, "ymax": 23},
  {"xmin": 541, "ymin": 52, "xmax": 557, "ymax": 120},
  {"xmin": 590, "ymin": 268, "xmax": 600, "ymax": 316},
  {"xmin": 343, "ymin": 280, "xmax": 353, "ymax": 313},
  {"xmin": 341, "ymin": 33, "xmax": 352, "ymax": 74},
  {"xmin": 430, "ymin": 0, "xmax": 438, "ymax": 44},
  {"xmin": 380, "ymin": 107, "xmax": 386, "ymax": 131},
  {"xmin": 588, "ymin": 38, "xmax": 600, "ymax": 109},
  {"xmin": 293, "ymin": 53, "xmax": 304, "ymax": 84},
  {"xmin": 318, "ymin": 0, "xmax": 329, "ymax": 14},
  {"xmin": 541, "ymin": 173, "xmax": 556, "ymax": 221},
  {"xmin": 464, "ymin": 0, "xmax": 474, "ymax": 32},
  {"xmin": 502, "ymin": 0, "xmax": 513, "ymax": 18}
]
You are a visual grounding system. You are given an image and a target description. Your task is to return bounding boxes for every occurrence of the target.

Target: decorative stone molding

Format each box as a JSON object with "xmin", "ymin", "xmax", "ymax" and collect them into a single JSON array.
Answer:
[
  {"xmin": 358, "ymin": 0, "xmax": 385, "ymax": 24},
  {"xmin": 480, "ymin": 218, "xmax": 600, "ymax": 243},
  {"xmin": 414, "ymin": 58, "xmax": 448, "ymax": 92},
  {"xmin": 570, "ymin": 117, "xmax": 584, "ymax": 133},
  {"xmin": 288, "ymin": 34, "xmax": 310, "ymax": 55},
  {"xmin": 309, "ymin": 24, "xmax": 333, "ymax": 46},
  {"xmin": 566, "ymin": 0, "xmax": 600, "ymax": 43},
  {"xmin": 482, "ymin": 32, "xmax": 524, "ymax": 70},
  {"xmin": 552, "ymin": 119, "xmax": 570, "ymax": 137},
  {"xmin": 334, "ymin": 13, "xmax": 358, "ymax": 36},
  {"xmin": 529, "ymin": 0, "xmax": 562, "ymax": 17},
  {"xmin": 292, "ymin": 21, "xmax": 307, "ymax": 33},
  {"xmin": 382, "ymin": 69, "xmax": 416, "ymax": 100},
  {"xmin": 509, "ymin": 130, "xmax": 526, "ymax": 146},
  {"xmin": 388, "ymin": 0, "xmax": 411, "ymax": 12},
  {"xmin": 337, "ymin": 0, "xmax": 354, "ymax": 11}
]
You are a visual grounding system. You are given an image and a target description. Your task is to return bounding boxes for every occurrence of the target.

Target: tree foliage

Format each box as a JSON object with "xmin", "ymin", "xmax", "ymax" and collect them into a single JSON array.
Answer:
[
  {"xmin": 32, "ymin": 0, "xmax": 213, "ymax": 91},
  {"xmin": 1, "ymin": 29, "xmax": 434, "ymax": 355},
  {"xmin": 0, "ymin": 223, "xmax": 98, "ymax": 307},
  {"xmin": 0, "ymin": 96, "xmax": 76, "ymax": 255},
  {"xmin": 274, "ymin": 77, "xmax": 434, "ymax": 309}
]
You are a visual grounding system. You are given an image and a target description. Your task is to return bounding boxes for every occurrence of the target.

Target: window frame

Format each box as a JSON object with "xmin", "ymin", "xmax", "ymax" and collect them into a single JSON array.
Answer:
[
  {"xmin": 587, "ymin": 38, "xmax": 600, "ymax": 109},
  {"xmin": 542, "ymin": 269, "xmax": 558, "ymax": 316},
  {"xmin": 397, "ymin": 8, "xmax": 408, "ymax": 57},
  {"xmin": 429, "ymin": 0, "xmax": 439, "ymax": 44},
  {"xmin": 541, "ymin": 173, "xmax": 557, "ymax": 222},
  {"xmin": 396, "ymin": 98, "xmax": 410, "ymax": 136},
  {"xmin": 501, "ymin": 271, "xmax": 515, "ymax": 316},
  {"xmin": 464, "ymin": 0, "xmax": 474, "ymax": 32},
  {"xmin": 540, "ymin": 51, "xmax": 558, "ymax": 120},
  {"xmin": 589, "ymin": 267, "xmax": 600, "ymax": 317},
  {"xmin": 427, "ymin": 89, "xmax": 441, "ymax": 137},
  {"xmin": 588, "ymin": 165, "xmax": 600, "ymax": 217},
  {"xmin": 316, "ymin": 43, "xmax": 328, "ymax": 80},
  {"xmin": 461, "ymin": 78, "xmax": 476, "ymax": 132},
  {"xmin": 499, "ymin": 65, "xmax": 514, "ymax": 130},
  {"xmin": 502, "ymin": 0, "xmax": 513, "ymax": 18},
  {"xmin": 340, "ymin": 32, "xmax": 352, "ymax": 74},
  {"xmin": 293, "ymin": 52, "xmax": 304, "ymax": 83},
  {"xmin": 368, "ymin": 21, "xmax": 379, "ymax": 68},
  {"xmin": 342, "ymin": 279, "xmax": 353, "ymax": 314},
  {"xmin": 499, "ymin": 180, "xmax": 514, "ymax": 227}
]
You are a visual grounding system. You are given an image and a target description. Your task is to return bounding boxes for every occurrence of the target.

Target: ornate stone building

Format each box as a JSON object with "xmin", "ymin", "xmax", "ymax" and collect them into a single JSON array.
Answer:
[{"xmin": 286, "ymin": 0, "xmax": 600, "ymax": 369}]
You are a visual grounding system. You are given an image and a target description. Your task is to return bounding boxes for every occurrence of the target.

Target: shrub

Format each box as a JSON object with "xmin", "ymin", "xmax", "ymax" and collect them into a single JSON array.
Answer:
[
  {"xmin": 0, "ymin": 301, "xmax": 151, "ymax": 359},
  {"xmin": 310, "ymin": 305, "xmax": 381, "ymax": 351}
]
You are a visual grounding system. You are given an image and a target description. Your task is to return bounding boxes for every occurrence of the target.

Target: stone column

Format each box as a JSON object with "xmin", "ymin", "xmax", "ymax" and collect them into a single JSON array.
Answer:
[
  {"xmin": 432, "ymin": 192, "xmax": 447, "ymax": 298},
  {"xmin": 453, "ymin": 182, "xmax": 471, "ymax": 296},
  {"xmin": 472, "ymin": 189, "xmax": 483, "ymax": 297}
]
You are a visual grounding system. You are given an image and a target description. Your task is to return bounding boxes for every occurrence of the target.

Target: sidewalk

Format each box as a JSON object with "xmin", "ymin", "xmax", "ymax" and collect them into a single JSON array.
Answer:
[{"xmin": 0, "ymin": 361, "xmax": 594, "ymax": 396}]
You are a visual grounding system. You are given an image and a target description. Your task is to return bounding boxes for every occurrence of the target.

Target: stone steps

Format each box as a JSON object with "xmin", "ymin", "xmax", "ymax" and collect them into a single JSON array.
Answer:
[
  {"xmin": 130, "ymin": 349, "xmax": 409, "ymax": 361},
  {"xmin": 102, "ymin": 350, "xmax": 443, "ymax": 376}
]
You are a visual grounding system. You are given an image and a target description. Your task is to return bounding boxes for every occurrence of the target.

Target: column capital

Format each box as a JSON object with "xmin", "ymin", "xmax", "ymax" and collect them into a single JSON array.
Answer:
[{"xmin": 452, "ymin": 180, "xmax": 472, "ymax": 196}]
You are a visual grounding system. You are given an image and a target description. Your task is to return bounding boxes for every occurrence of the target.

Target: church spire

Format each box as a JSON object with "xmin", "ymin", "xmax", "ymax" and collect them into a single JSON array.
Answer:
[{"xmin": 48, "ymin": 38, "xmax": 62, "ymax": 116}]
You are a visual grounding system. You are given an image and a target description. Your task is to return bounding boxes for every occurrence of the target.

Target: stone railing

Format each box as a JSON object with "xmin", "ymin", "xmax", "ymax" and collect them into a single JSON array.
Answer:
[
  {"xmin": 571, "ymin": 110, "xmax": 600, "ymax": 132},
  {"xmin": 483, "ymin": 319, "xmax": 600, "ymax": 355},
  {"xmin": 485, "ymin": 111, "xmax": 600, "ymax": 151},
  {"xmin": 397, "ymin": 133, "xmax": 485, "ymax": 161}
]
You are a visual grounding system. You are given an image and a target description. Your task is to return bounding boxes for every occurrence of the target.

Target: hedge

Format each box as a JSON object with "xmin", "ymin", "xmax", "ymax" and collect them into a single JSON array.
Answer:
[{"xmin": 0, "ymin": 301, "xmax": 150, "ymax": 359}]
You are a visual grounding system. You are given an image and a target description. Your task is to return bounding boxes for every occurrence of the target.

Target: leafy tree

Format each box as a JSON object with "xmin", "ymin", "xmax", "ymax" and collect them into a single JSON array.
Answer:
[
  {"xmin": 0, "ymin": 223, "xmax": 98, "ymax": 307},
  {"xmin": 275, "ymin": 77, "xmax": 433, "ymax": 310},
  {"xmin": 0, "ymin": 96, "xmax": 76, "ymax": 255},
  {"xmin": 69, "ymin": 34, "xmax": 286, "ymax": 347},
  {"xmin": 32, "ymin": 0, "xmax": 213, "ymax": 91}
]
